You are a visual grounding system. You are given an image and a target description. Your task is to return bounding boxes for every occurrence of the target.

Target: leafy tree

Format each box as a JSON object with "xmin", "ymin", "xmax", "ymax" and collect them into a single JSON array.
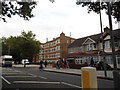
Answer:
[
  {"xmin": 2, "ymin": 31, "xmax": 40, "ymax": 63},
  {"xmin": 76, "ymin": 0, "xmax": 120, "ymax": 21},
  {"xmin": 20, "ymin": 31, "xmax": 40, "ymax": 62},
  {"xmin": 2, "ymin": 36, "xmax": 23, "ymax": 63},
  {"xmin": 0, "ymin": 0, "xmax": 37, "ymax": 22},
  {"xmin": 1, "ymin": 37, "xmax": 10, "ymax": 55}
]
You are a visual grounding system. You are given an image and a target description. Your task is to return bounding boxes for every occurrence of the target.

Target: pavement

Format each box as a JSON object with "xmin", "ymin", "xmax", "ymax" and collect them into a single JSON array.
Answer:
[{"xmin": 12, "ymin": 64, "xmax": 114, "ymax": 80}]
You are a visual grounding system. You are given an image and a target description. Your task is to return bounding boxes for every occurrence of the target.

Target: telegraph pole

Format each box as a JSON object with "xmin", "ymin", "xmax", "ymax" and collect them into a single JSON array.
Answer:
[
  {"xmin": 107, "ymin": 2, "xmax": 117, "ymax": 70},
  {"xmin": 99, "ymin": 2, "xmax": 107, "ymax": 77},
  {"xmin": 107, "ymin": 3, "xmax": 120, "ymax": 89}
]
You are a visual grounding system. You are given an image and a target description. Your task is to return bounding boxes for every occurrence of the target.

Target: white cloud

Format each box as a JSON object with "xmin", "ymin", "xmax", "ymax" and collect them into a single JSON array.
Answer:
[{"xmin": 0, "ymin": 0, "xmax": 118, "ymax": 43}]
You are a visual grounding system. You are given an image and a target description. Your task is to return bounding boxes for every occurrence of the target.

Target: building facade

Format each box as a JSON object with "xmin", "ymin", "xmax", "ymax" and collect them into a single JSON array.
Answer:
[
  {"xmin": 39, "ymin": 32, "xmax": 75, "ymax": 63},
  {"xmin": 68, "ymin": 28, "xmax": 120, "ymax": 68}
]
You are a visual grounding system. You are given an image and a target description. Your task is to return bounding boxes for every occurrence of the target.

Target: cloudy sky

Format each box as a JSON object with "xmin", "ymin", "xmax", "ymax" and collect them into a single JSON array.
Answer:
[{"xmin": 0, "ymin": 0, "xmax": 119, "ymax": 43}]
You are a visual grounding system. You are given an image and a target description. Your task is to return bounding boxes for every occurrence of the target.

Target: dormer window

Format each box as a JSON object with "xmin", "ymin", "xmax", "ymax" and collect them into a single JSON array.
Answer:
[
  {"xmin": 86, "ymin": 43, "xmax": 96, "ymax": 51},
  {"xmin": 104, "ymin": 40, "xmax": 111, "ymax": 49}
]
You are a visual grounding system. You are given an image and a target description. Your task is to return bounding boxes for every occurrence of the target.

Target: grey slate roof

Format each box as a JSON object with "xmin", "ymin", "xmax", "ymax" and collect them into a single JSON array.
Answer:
[
  {"xmin": 68, "ymin": 33, "xmax": 101, "ymax": 48},
  {"xmin": 68, "ymin": 29, "xmax": 120, "ymax": 48},
  {"xmin": 113, "ymin": 29, "xmax": 120, "ymax": 39}
]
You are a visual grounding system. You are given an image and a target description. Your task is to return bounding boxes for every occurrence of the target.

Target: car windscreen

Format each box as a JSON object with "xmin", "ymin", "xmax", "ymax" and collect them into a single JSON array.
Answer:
[{"xmin": 4, "ymin": 58, "xmax": 12, "ymax": 61}]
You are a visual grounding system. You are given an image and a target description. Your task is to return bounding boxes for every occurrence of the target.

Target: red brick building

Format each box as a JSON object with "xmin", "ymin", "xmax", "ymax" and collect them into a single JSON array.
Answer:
[{"xmin": 39, "ymin": 32, "xmax": 75, "ymax": 63}]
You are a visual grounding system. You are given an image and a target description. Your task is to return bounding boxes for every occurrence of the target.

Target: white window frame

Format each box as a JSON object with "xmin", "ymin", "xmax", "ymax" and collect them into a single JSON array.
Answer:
[{"xmin": 105, "ymin": 40, "xmax": 111, "ymax": 49}]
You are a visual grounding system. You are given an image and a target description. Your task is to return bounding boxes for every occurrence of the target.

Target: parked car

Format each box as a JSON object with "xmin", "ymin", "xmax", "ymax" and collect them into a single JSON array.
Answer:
[
  {"xmin": 21, "ymin": 59, "xmax": 29, "ymax": 65},
  {"xmin": 94, "ymin": 61, "xmax": 112, "ymax": 70},
  {"xmin": 67, "ymin": 59, "xmax": 89, "ymax": 69},
  {"xmin": 69, "ymin": 63, "xmax": 89, "ymax": 69}
]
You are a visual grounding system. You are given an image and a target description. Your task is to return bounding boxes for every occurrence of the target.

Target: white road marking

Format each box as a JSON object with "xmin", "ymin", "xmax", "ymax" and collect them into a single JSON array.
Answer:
[
  {"xmin": 14, "ymin": 70, "xmax": 22, "ymax": 72},
  {"xmin": 27, "ymin": 73, "xmax": 35, "ymax": 76},
  {"xmin": 2, "ymin": 71, "xmax": 21, "ymax": 73},
  {"xmin": 38, "ymin": 76, "xmax": 47, "ymax": 79},
  {"xmin": 2, "ymin": 69, "xmax": 22, "ymax": 73},
  {"xmin": 2, "ymin": 72, "xmax": 26, "ymax": 75},
  {"xmin": 61, "ymin": 82, "xmax": 82, "ymax": 88},
  {"xmin": 2, "ymin": 71, "xmax": 18, "ymax": 73},
  {"xmin": 5, "ymin": 76, "xmax": 36, "ymax": 78},
  {"xmin": 4, "ymin": 68, "xmax": 13, "ymax": 71},
  {"xmin": 13, "ymin": 81, "xmax": 61, "ymax": 84},
  {"xmin": 28, "ymin": 73, "xmax": 47, "ymax": 79},
  {"xmin": 1, "ymin": 76, "xmax": 11, "ymax": 84},
  {"xmin": 3, "ymin": 69, "xmax": 47, "ymax": 79}
]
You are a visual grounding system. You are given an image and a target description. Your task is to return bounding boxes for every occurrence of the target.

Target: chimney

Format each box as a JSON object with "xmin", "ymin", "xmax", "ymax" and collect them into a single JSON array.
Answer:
[
  {"xmin": 60, "ymin": 32, "xmax": 65, "ymax": 37},
  {"xmin": 104, "ymin": 27, "xmax": 110, "ymax": 33},
  {"xmin": 46, "ymin": 38, "xmax": 48, "ymax": 42}
]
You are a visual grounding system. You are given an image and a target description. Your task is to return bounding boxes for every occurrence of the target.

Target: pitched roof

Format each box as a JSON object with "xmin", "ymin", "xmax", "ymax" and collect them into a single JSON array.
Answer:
[
  {"xmin": 68, "ymin": 33, "xmax": 101, "ymax": 48},
  {"xmin": 112, "ymin": 29, "xmax": 120, "ymax": 39},
  {"xmin": 68, "ymin": 37, "xmax": 87, "ymax": 48},
  {"xmin": 68, "ymin": 29, "xmax": 120, "ymax": 48},
  {"xmin": 103, "ymin": 28, "xmax": 120, "ymax": 39}
]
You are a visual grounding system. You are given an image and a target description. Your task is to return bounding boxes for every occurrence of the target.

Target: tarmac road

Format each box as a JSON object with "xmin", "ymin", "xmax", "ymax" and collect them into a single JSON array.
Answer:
[
  {"xmin": 1, "ymin": 66, "xmax": 114, "ymax": 89},
  {"xmin": 1, "ymin": 67, "xmax": 81, "ymax": 89}
]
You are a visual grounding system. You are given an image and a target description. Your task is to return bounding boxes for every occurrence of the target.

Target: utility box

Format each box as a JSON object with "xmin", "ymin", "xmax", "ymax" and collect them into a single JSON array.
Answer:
[{"xmin": 113, "ymin": 70, "xmax": 120, "ymax": 90}]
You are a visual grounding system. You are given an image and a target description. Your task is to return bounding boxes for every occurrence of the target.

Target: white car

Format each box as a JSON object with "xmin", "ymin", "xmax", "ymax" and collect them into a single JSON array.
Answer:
[{"xmin": 21, "ymin": 59, "xmax": 29, "ymax": 65}]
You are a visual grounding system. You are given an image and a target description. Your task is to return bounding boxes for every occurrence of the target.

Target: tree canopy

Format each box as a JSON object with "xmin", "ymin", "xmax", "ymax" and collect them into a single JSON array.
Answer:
[
  {"xmin": 2, "ymin": 31, "xmax": 40, "ymax": 63},
  {"xmin": 2, "ymin": 0, "xmax": 120, "ymax": 22},
  {"xmin": 76, "ymin": 0, "xmax": 120, "ymax": 21},
  {"xmin": 0, "ymin": 0, "xmax": 37, "ymax": 22}
]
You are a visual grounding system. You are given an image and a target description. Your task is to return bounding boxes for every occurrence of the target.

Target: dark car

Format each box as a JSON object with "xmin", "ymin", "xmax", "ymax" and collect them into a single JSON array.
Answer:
[{"xmin": 95, "ymin": 61, "xmax": 112, "ymax": 70}]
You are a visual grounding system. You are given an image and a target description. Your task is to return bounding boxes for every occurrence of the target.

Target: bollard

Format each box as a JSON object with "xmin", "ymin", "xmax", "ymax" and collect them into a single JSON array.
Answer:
[{"xmin": 81, "ymin": 67, "xmax": 98, "ymax": 90}]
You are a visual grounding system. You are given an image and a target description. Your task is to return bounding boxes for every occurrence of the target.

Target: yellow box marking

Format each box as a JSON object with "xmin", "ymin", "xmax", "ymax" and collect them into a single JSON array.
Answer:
[{"xmin": 82, "ymin": 71, "xmax": 90, "ymax": 90}]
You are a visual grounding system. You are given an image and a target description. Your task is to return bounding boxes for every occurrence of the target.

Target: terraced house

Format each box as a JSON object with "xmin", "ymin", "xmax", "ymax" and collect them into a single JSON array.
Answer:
[
  {"xmin": 39, "ymin": 32, "xmax": 75, "ymax": 63},
  {"xmin": 67, "ymin": 28, "xmax": 120, "ymax": 68}
]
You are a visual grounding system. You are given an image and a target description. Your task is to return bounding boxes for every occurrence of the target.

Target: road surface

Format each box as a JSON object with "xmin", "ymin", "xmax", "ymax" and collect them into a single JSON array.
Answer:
[{"xmin": 1, "ymin": 67, "xmax": 114, "ymax": 89}]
